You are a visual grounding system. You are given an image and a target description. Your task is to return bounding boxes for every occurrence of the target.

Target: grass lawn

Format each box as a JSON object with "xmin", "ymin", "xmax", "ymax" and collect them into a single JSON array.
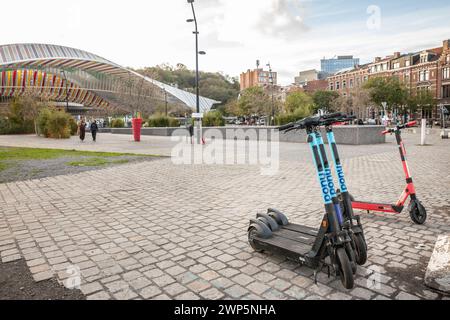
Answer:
[
  {"xmin": 0, "ymin": 147, "xmax": 151, "ymax": 161},
  {"xmin": 67, "ymin": 158, "xmax": 130, "ymax": 167},
  {"xmin": 0, "ymin": 147, "xmax": 157, "ymax": 172}
]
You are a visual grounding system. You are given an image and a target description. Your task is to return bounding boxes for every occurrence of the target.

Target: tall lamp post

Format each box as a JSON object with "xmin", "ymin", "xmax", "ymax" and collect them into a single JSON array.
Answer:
[
  {"xmin": 266, "ymin": 63, "xmax": 275, "ymax": 126},
  {"xmin": 187, "ymin": 0, "xmax": 206, "ymax": 144},
  {"xmin": 163, "ymin": 88, "xmax": 168, "ymax": 116},
  {"xmin": 61, "ymin": 70, "xmax": 69, "ymax": 113}
]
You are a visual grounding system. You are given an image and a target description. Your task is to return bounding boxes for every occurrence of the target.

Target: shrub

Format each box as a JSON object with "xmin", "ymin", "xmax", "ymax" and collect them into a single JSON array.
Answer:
[
  {"xmin": 69, "ymin": 118, "xmax": 78, "ymax": 136},
  {"xmin": 36, "ymin": 108, "xmax": 72, "ymax": 139},
  {"xmin": 0, "ymin": 98, "xmax": 35, "ymax": 135},
  {"xmin": 202, "ymin": 111, "xmax": 225, "ymax": 127},
  {"xmin": 111, "ymin": 119, "xmax": 125, "ymax": 128},
  {"xmin": 148, "ymin": 114, "xmax": 180, "ymax": 127},
  {"xmin": 37, "ymin": 108, "xmax": 52, "ymax": 137},
  {"xmin": 275, "ymin": 107, "xmax": 312, "ymax": 126}
]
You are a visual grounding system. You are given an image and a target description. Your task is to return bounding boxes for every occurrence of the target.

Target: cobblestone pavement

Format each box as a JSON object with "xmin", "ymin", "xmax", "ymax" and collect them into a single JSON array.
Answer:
[{"xmin": 0, "ymin": 132, "xmax": 449, "ymax": 300}]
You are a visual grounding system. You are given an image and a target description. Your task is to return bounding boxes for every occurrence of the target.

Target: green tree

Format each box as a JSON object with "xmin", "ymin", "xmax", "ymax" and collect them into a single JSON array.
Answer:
[
  {"xmin": 285, "ymin": 91, "xmax": 314, "ymax": 114},
  {"xmin": 407, "ymin": 89, "xmax": 436, "ymax": 120},
  {"xmin": 234, "ymin": 87, "xmax": 274, "ymax": 117},
  {"xmin": 363, "ymin": 77, "xmax": 407, "ymax": 111},
  {"xmin": 312, "ymin": 90, "xmax": 339, "ymax": 113}
]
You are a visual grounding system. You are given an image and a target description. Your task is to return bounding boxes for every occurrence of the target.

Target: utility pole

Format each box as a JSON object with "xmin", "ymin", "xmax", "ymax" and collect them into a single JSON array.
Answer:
[
  {"xmin": 61, "ymin": 70, "xmax": 69, "ymax": 112},
  {"xmin": 267, "ymin": 63, "xmax": 275, "ymax": 126},
  {"xmin": 187, "ymin": 0, "xmax": 206, "ymax": 144}
]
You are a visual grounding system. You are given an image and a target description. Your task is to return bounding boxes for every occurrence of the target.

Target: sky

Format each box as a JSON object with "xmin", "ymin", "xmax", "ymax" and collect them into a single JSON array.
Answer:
[{"xmin": 1, "ymin": 0, "xmax": 450, "ymax": 85}]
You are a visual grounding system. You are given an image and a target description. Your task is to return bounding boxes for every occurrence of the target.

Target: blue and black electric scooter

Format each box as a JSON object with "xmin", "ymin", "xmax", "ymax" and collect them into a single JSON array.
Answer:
[
  {"xmin": 248, "ymin": 114, "xmax": 358, "ymax": 289},
  {"xmin": 321, "ymin": 115, "xmax": 368, "ymax": 265}
]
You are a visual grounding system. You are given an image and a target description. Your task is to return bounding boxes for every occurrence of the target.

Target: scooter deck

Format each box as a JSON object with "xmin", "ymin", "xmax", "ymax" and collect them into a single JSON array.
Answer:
[
  {"xmin": 253, "ymin": 223, "xmax": 317, "ymax": 262},
  {"xmin": 352, "ymin": 201, "xmax": 403, "ymax": 213}
]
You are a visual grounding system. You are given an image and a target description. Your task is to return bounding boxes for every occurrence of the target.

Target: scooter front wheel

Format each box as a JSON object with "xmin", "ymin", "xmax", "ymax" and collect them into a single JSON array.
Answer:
[
  {"xmin": 336, "ymin": 247, "xmax": 354, "ymax": 289},
  {"xmin": 352, "ymin": 233, "xmax": 368, "ymax": 265},
  {"xmin": 248, "ymin": 227, "xmax": 264, "ymax": 253},
  {"xmin": 409, "ymin": 201, "xmax": 427, "ymax": 225}
]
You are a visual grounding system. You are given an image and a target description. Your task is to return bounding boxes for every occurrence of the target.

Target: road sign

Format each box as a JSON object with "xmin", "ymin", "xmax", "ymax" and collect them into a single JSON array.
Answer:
[{"xmin": 192, "ymin": 113, "xmax": 204, "ymax": 119}]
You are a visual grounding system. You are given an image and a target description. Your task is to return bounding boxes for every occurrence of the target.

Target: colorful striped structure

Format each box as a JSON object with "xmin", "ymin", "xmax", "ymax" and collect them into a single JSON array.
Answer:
[{"xmin": 0, "ymin": 44, "xmax": 219, "ymax": 111}]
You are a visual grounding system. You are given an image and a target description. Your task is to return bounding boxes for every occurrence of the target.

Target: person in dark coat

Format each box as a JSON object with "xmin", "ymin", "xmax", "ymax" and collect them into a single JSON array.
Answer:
[
  {"xmin": 78, "ymin": 117, "xmax": 86, "ymax": 142},
  {"xmin": 90, "ymin": 120, "xmax": 99, "ymax": 142}
]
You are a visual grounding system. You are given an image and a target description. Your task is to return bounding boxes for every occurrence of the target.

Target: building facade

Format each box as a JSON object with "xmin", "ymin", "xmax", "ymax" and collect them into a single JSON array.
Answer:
[
  {"xmin": 321, "ymin": 56, "xmax": 360, "ymax": 74},
  {"xmin": 294, "ymin": 69, "xmax": 327, "ymax": 86},
  {"xmin": 240, "ymin": 68, "xmax": 278, "ymax": 91},
  {"xmin": 327, "ymin": 39, "xmax": 450, "ymax": 119},
  {"xmin": 0, "ymin": 43, "xmax": 219, "ymax": 113}
]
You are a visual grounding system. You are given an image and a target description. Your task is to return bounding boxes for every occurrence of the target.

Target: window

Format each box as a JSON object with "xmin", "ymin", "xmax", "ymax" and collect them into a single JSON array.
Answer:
[
  {"xmin": 419, "ymin": 70, "xmax": 429, "ymax": 81},
  {"xmin": 349, "ymin": 79, "xmax": 354, "ymax": 88},
  {"xmin": 447, "ymin": 55, "xmax": 450, "ymax": 64},
  {"xmin": 336, "ymin": 81, "xmax": 340, "ymax": 90},
  {"xmin": 443, "ymin": 67, "xmax": 450, "ymax": 80},
  {"xmin": 393, "ymin": 62, "xmax": 400, "ymax": 69},
  {"xmin": 342, "ymin": 80, "xmax": 347, "ymax": 89},
  {"xmin": 405, "ymin": 60, "xmax": 410, "ymax": 67},
  {"xmin": 420, "ymin": 55, "xmax": 428, "ymax": 63},
  {"xmin": 364, "ymin": 75, "xmax": 368, "ymax": 82},
  {"xmin": 330, "ymin": 83, "xmax": 334, "ymax": 91},
  {"xmin": 443, "ymin": 85, "xmax": 450, "ymax": 98}
]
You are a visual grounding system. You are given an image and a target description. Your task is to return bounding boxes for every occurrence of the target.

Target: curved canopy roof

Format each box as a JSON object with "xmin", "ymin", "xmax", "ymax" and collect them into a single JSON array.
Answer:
[{"xmin": 0, "ymin": 43, "xmax": 219, "ymax": 112}]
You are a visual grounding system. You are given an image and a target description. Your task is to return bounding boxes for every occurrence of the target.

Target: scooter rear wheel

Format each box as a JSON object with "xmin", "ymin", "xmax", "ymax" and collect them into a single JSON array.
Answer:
[
  {"xmin": 409, "ymin": 201, "xmax": 427, "ymax": 225},
  {"xmin": 248, "ymin": 227, "xmax": 264, "ymax": 253},
  {"xmin": 352, "ymin": 233, "xmax": 368, "ymax": 265},
  {"xmin": 336, "ymin": 247, "xmax": 354, "ymax": 289}
]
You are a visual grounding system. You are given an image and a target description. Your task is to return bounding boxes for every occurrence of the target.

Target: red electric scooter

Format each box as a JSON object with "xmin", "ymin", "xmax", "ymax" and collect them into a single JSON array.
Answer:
[{"xmin": 349, "ymin": 121, "xmax": 427, "ymax": 224}]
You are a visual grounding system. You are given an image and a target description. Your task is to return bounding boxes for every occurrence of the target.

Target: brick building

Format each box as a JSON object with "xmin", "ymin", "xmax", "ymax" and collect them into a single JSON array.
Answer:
[
  {"xmin": 327, "ymin": 39, "xmax": 450, "ymax": 120},
  {"xmin": 240, "ymin": 68, "xmax": 278, "ymax": 91}
]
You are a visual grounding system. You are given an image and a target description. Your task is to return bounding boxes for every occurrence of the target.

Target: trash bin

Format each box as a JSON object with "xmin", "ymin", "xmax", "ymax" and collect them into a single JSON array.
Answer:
[{"xmin": 132, "ymin": 118, "xmax": 142, "ymax": 142}]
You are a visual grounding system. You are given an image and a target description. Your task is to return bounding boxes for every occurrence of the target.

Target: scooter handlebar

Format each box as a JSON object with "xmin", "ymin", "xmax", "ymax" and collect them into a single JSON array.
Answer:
[
  {"xmin": 278, "ymin": 122, "xmax": 295, "ymax": 131},
  {"xmin": 382, "ymin": 121, "xmax": 417, "ymax": 135},
  {"xmin": 405, "ymin": 121, "xmax": 417, "ymax": 128}
]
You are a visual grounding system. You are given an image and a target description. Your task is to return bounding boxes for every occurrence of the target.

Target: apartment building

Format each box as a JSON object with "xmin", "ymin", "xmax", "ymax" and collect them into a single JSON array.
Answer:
[
  {"xmin": 327, "ymin": 39, "xmax": 450, "ymax": 118},
  {"xmin": 240, "ymin": 68, "xmax": 278, "ymax": 91}
]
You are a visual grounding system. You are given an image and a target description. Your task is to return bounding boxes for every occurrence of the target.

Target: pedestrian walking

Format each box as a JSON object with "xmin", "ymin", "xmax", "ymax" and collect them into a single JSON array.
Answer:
[
  {"xmin": 188, "ymin": 123, "xmax": 194, "ymax": 144},
  {"xmin": 90, "ymin": 120, "xmax": 99, "ymax": 142},
  {"xmin": 78, "ymin": 117, "xmax": 86, "ymax": 142}
]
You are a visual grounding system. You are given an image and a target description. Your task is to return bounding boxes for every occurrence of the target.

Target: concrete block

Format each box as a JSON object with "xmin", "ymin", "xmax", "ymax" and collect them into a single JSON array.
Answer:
[{"xmin": 425, "ymin": 235, "xmax": 450, "ymax": 293}]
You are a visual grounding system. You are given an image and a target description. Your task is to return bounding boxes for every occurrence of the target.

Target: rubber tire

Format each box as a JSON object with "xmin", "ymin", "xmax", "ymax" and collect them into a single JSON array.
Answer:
[
  {"xmin": 248, "ymin": 227, "xmax": 264, "ymax": 253},
  {"xmin": 409, "ymin": 201, "xmax": 427, "ymax": 225},
  {"xmin": 336, "ymin": 247, "xmax": 354, "ymax": 290},
  {"xmin": 268, "ymin": 211, "xmax": 289, "ymax": 226},
  {"xmin": 352, "ymin": 233, "xmax": 368, "ymax": 265}
]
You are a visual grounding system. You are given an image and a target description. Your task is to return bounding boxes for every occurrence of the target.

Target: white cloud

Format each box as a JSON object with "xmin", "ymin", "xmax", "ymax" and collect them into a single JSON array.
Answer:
[{"xmin": 0, "ymin": 0, "xmax": 449, "ymax": 86}]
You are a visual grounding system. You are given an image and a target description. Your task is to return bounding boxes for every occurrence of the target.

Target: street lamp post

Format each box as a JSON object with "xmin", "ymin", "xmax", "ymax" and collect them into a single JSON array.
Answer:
[
  {"xmin": 163, "ymin": 88, "xmax": 168, "ymax": 116},
  {"xmin": 187, "ymin": 0, "xmax": 205, "ymax": 144},
  {"xmin": 267, "ymin": 63, "xmax": 275, "ymax": 126},
  {"xmin": 61, "ymin": 70, "xmax": 69, "ymax": 112}
]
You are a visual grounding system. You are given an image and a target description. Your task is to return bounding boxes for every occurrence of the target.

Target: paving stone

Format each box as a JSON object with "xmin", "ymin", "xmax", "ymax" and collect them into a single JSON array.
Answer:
[
  {"xmin": 87, "ymin": 291, "xmax": 111, "ymax": 300},
  {"xmin": 164, "ymin": 283, "xmax": 188, "ymax": 296},
  {"xmin": 200, "ymin": 287, "xmax": 225, "ymax": 300},
  {"xmin": 153, "ymin": 275, "xmax": 176, "ymax": 287},
  {"xmin": 80, "ymin": 282, "xmax": 103, "ymax": 295},
  {"xmin": 140, "ymin": 286, "xmax": 163, "ymax": 299},
  {"xmin": 187, "ymin": 279, "xmax": 212, "ymax": 292},
  {"xmin": 395, "ymin": 291, "xmax": 421, "ymax": 300},
  {"xmin": 247, "ymin": 282, "xmax": 271, "ymax": 295},
  {"xmin": 232, "ymin": 274, "xmax": 255, "ymax": 286},
  {"xmin": 224, "ymin": 285, "xmax": 249, "ymax": 299},
  {"xmin": 350, "ymin": 287, "xmax": 376, "ymax": 300},
  {"xmin": 33, "ymin": 271, "xmax": 54, "ymax": 282}
]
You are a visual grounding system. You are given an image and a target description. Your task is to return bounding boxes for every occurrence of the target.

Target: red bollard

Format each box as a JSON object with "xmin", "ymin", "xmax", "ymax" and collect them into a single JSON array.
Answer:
[{"xmin": 132, "ymin": 118, "xmax": 142, "ymax": 142}]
